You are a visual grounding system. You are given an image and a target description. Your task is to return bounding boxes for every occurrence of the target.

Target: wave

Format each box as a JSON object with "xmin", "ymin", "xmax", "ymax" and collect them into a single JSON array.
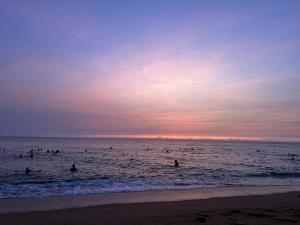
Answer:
[
  {"xmin": 0, "ymin": 178, "xmax": 215, "ymax": 199},
  {"xmin": 247, "ymin": 172, "xmax": 300, "ymax": 178}
]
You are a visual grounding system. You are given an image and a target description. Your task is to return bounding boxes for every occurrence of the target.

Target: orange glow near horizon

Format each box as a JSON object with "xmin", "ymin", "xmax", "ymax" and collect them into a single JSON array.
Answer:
[
  {"xmin": 0, "ymin": 1, "xmax": 299, "ymax": 139},
  {"xmin": 69, "ymin": 134, "xmax": 299, "ymax": 142}
]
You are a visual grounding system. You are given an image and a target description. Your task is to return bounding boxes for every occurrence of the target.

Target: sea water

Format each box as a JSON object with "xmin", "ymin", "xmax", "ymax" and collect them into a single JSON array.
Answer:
[{"xmin": 0, "ymin": 137, "xmax": 299, "ymax": 199}]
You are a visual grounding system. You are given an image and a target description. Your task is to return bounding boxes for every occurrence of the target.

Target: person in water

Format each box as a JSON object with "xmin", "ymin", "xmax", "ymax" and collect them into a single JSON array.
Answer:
[
  {"xmin": 70, "ymin": 164, "xmax": 78, "ymax": 172},
  {"xmin": 25, "ymin": 168, "xmax": 31, "ymax": 174},
  {"xmin": 174, "ymin": 159, "xmax": 179, "ymax": 167}
]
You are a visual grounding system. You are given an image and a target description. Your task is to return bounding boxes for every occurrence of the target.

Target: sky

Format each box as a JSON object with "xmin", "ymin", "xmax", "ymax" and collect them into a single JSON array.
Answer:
[{"xmin": 0, "ymin": 0, "xmax": 300, "ymax": 140}]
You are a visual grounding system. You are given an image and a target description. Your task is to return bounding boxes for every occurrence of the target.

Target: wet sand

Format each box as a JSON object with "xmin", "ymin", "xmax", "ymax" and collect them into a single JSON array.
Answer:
[
  {"xmin": 1, "ymin": 185, "xmax": 299, "ymax": 214},
  {"xmin": 1, "ymin": 190, "xmax": 299, "ymax": 225}
]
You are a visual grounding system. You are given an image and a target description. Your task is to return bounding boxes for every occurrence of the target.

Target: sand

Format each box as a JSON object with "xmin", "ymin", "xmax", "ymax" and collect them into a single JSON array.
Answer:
[{"xmin": 0, "ymin": 190, "xmax": 299, "ymax": 225}]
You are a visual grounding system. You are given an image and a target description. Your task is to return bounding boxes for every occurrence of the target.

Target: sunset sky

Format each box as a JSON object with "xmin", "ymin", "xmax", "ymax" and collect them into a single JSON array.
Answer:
[{"xmin": 0, "ymin": 0, "xmax": 300, "ymax": 140}]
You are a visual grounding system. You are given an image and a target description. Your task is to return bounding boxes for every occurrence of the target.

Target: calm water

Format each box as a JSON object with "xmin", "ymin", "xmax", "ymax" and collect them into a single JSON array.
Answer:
[{"xmin": 0, "ymin": 137, "xmax": 299, "ymax": 199}]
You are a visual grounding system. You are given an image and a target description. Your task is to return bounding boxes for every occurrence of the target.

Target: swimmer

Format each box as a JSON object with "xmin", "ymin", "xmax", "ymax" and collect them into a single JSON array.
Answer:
[
  {"xmin": 25, "ymin": 168, "xmax": 31, "ymax": 175},
  {"xmin": 70, "ymin": 164, "xmax": 78, "ymax": 172}
]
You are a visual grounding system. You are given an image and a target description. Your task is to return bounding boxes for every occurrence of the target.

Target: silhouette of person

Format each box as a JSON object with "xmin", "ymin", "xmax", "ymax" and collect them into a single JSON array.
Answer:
[
  {"xmin": 174, "ymin": 160, "xmax": 179, "ymax": 167},
  {"xmin": 25, "ymin": 168, "xmax": 31, "ymax": 175},
  {"xmin": 19, "ymin": 154, "xmax": 22, "ymax": 158},
  {"xmin": 70, "ymin": 164, "xmax": 78, "ymax": 172},
  {"xmin": 30, "ymin": 153, "xmax": 33, "ymax": 158}
]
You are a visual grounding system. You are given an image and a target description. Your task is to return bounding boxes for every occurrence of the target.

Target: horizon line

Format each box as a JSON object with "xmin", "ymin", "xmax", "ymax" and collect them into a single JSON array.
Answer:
[{"xmin": 1, "ymin": 134, "xmax": 300, "ymax": 143}]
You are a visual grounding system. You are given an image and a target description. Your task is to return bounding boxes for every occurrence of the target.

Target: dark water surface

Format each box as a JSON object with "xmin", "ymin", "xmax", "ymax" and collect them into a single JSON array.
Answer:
[{"xmin": 0, "ymin": 137, "xmax": 299, "ymax": 198}]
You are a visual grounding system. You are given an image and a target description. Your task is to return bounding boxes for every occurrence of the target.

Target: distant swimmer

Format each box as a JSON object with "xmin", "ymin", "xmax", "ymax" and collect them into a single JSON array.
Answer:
[
  {"xmin": 174, "ymin": 159, "xmax": 179, "ymax": 167},
  {"xmin": 25, "ymin": 168, "xmax": 31, "ymax": 175},
  {"xmin": 166, "ymin": 150, "xmax": 169, "ymax": 153},
  {"xmin": 30, "ymin": 153, "xmax": 33, "ymax": 158},
  {"xmin": 19, "ymin": 154, "xmax": 22, "ymax": 158},
  {"xmin": 55, "ymin": 150, "xmax": 60, "ymax": 153},
  {"xmin": 47, "ymin": 150, "xmax": 50, "ymax": 153},
  {"xmin": 70, "ymin": 164, "xmax": 78, "ymax": 172},
  {"xmin": 109, "ymin": 147, "xmax": 113, "ymax": 150},
  {"xmin": 292, "ymin": 156, "xmax": 295, "ymax": 161}
]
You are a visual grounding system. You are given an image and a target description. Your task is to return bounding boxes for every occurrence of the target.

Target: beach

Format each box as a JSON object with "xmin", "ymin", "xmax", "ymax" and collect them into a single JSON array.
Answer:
[
  {"xmin": 1, "ymin": 190, "xmax": 299, "ymax": 225},
  {"xmin": 0, "ymin": 137, "xmax": 299, "ymax": 224},
  {"xmin": 2, "ymin": 0, "xmax": 300, "ymax": 224}
]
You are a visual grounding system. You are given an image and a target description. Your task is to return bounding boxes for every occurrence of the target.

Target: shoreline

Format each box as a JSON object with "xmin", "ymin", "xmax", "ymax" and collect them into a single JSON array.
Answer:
[
  {"xmin": 1, "ymin": 190, "xmax": 299, "ymax": 225},
  {"xmin": 1, "ymin": 185, "xmax": 299, "ymax": 214}
]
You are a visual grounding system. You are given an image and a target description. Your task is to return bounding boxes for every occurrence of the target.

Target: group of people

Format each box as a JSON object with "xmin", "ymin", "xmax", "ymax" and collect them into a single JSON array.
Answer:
[
  {"xmin": 20, "ymin": 146, "xmax": 181, "ymax": 175},
  {"xmin": 18, "ymin": 147, "xmax": 83, "ymax": 174},
  {"xmin": 10, "ymin": 145, "xmax": 297, "ymax": 176}
]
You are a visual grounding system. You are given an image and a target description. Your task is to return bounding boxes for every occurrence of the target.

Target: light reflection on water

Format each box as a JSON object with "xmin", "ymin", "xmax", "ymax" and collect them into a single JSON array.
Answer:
[{"xmin": 0, "ymin": 137, "xmax": 299, "ymax": 198}]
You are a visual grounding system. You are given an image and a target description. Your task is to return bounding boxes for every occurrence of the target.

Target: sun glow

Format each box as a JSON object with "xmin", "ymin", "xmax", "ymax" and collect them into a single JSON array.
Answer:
[{"xmin": 1, "ymin": 1, "xmax": 299, "ymax": 139}]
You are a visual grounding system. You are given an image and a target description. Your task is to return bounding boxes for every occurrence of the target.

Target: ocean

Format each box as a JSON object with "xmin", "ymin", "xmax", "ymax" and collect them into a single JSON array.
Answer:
[{"xmin": 0, "ymin": 137, "xmax": 299, "ymax": 199}]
